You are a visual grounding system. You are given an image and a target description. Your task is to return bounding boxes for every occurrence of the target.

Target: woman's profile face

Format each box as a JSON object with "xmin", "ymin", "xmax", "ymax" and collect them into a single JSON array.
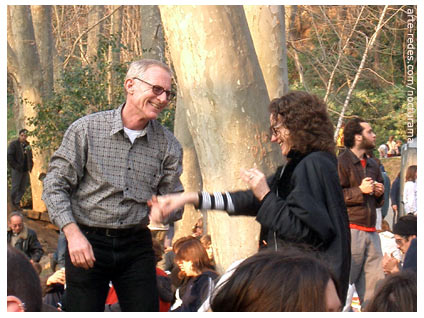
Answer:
[
  {"xmin": 325, "ymin": 279, "xmax": 342, "ymax": 312},
  {"xmin": 269, "ymin": 114, "xmax": 292, "ymax": 156}
]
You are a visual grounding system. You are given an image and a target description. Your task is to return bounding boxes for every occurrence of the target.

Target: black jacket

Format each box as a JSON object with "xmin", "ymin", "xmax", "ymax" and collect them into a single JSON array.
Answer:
[
  {"xmin": 229, "ymin": 150, "xmax": 351, "ymax": 303},
  {"xmin": 7, "ymin": 225, "xmax": 44, "ymax": 262},
  {"xmin": 7, "ymin": 138, "xmax": 33, "ymax": 172}
]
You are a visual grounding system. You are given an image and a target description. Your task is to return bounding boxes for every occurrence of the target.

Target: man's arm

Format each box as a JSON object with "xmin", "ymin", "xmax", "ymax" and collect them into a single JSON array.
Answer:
[
  {"xmin": 42, "ymin": 120, "xmax": 95, "ymax": 269},
  {"xmin": 7, "ymin": 142, "xmax": 19, "ymax": 170}
]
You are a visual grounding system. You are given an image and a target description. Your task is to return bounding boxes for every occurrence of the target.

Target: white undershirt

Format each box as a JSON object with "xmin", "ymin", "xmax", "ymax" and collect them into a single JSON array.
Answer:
[{"xmin": 124, "ymin": 126, "xmax": 145, "ymax": 144}]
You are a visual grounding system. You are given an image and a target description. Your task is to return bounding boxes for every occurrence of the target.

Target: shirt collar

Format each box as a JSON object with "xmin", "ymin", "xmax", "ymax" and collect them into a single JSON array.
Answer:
[{"xmin": 110, "ymin": 103, "xmax": 155, "ymax": 143}]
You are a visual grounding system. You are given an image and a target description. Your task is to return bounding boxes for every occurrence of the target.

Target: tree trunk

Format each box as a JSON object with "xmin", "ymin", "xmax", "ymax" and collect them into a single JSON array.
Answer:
[
  {"xmin": 243, "ymin": 5, "xmax": 289, "ymax": 99},
  {"xmin": 160, "ymin": 5, "xmax": 282, "ymax": 273},
  {"xmin": 108, "ymin": 5, "xmax": 123, "ymax": 105},
  {"xmin": 173, "ymin": 93, "xmax": 203, "ymax": 241},
  {"xmin": 285, "ymin": 5, "xmax": 308, "ymax": 90},
  {"xmin": 86, "ymin": 5, "xmax": 104, "ymax": 63},
  {"xmin": 141, "ymin": 5, "xmax": 166, "ymax": 62},
  {"xmin": 8, "ymin": 5, "xmax": 46, "ymax": 212},
  {"xmin": 31, "ymin": 5, "xmax": 54, "ymax": 99}
]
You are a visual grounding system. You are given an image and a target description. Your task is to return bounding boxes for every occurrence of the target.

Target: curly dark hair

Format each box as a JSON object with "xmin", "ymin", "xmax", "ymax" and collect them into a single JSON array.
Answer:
[
  {"xmin": 343, "ymin": 117, "xmax": 366, "ymax": 149},
  {"xmin": 268, "ymin": 91, "xmax": 336, "ymax": 155}
]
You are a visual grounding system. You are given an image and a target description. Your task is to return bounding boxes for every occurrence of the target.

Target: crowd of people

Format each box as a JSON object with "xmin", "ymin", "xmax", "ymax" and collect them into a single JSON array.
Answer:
[{"xmin": 7, "ymin": 58, "xmax": 417, "ymax": 312}]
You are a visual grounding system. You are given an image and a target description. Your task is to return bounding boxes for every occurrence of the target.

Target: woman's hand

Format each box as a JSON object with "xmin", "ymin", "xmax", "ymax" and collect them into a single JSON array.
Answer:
[{"xmin": 240, "ymin": 168, "xmax": 270, "ymax": 201}]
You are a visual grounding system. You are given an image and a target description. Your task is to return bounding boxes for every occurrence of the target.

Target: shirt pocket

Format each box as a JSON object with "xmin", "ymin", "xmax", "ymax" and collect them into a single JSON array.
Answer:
[{"xmin": 132, "ymin": 148, "xmax": 164, "ymax": 202}]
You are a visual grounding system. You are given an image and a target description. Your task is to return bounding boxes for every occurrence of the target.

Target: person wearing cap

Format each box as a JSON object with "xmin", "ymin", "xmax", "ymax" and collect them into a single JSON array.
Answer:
[{"xmin": 382, "ymin": 215, "xmax": 417, "ymax": 274}]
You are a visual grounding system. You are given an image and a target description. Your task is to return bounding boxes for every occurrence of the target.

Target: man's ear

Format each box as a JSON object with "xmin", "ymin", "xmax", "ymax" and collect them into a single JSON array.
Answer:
[
  {"xmin": 7, "ymin": 295, "xmax": 25, "ymax": 312},
  {"xmin": 124, "ymin": 78, "xmax": 135, "ymax": 94},
  {"xmin": 355, "ymin": 134, "xmax": 363, "ymax": 144}
]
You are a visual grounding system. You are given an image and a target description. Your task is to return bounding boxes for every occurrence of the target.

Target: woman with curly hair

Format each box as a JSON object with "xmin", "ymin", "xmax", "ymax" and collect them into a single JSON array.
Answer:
[{"xmin": 150, "ymin": 91, "xmax": 351, "ymax": 305}]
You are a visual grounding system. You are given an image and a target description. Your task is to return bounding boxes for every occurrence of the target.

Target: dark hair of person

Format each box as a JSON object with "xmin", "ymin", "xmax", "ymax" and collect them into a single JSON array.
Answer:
[
  {"xmin": 19, "ymin": 129, "xmax": 28, "ymax": 135},
  {"xmin": 152, "ymin": 238, "xmax": 164, "ymax": 264},
  {"xmin": 7, "ymin": 245, "xmax": 43, "ymax": 312},
  {"xmin": 365, "ymin": 271, "xmax": 417, "ymax": 312},
  {"xmin": 211, "ymin": 248, "xmax": 339, "ymax": 312},
  {"xmin": 342, "ymin": 117, "xmax": 366, "ymax": 149},
  {"xmin": 405, "ymin": 165, "xmax": 417, "ymax": 182},
  {"xmin": 268, "ymin": 91, "xmax": 336, "ymax": 155},
  {"xmin": 174, "ymin": 237, "xmax": 214, "ymax": 278}
]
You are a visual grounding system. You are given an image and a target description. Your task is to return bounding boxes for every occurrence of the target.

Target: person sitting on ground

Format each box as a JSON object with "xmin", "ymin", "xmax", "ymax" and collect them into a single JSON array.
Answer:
[
  {"xmin": 171, "ymin": 237, "xmax": 218, "ymax": 312},
  {"xmin": 7, "ymin": 211, "xmax": 44, "ymax": 263},
  {"xmin": 210, "ymin": 247, "xmax": 342, "ymax": 312},
  {"xmin": 7, "ymin": 245, "xmax": 43, "ymax": 312},
  {"xmin": 200, "ymin": 234, "xmax": 216, "ymax": 269},
  {"xmin": 382, "ymin": 215, "xmax": 417, "ymax": 274},
  {"xmin": 364, "ymin": 271, "xmax": 416, "ymax": 312}
]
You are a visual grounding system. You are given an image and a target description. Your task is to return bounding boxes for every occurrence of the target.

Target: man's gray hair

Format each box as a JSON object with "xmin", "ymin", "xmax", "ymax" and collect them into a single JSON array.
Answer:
[
  {"xmin": 9, "ymin": 211, "xmax": 24, "ymax": 221},
  {"xmin": 125, "ymin": 59, "xmax": 172, "ymax": 82}
]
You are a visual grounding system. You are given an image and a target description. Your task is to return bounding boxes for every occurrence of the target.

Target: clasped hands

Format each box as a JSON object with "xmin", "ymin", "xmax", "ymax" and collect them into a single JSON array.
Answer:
[
  {"xmin": 148, "ymin": 167, "xmax": 270, "ymax": 224},
  {"xmin": 359, "ymin": 177, "xmax": 384, "ymax": 197}
]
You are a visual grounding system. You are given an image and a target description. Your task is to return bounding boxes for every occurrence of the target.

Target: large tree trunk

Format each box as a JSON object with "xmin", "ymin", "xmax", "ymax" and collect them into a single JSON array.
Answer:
[
  {"xmin": 8, "ymin": 5, "xmax": 46, "ymax": 212},
  {"xmin": 160, "ymin": 5, "xmax": 282, "ymax": 273},
  {"xmin": 244, "ymin": 5, "xmax": 289, "ymax": 99},
  {"xmin": 141, "ymin": 5, "xmax": 166, "ymax": 61}
]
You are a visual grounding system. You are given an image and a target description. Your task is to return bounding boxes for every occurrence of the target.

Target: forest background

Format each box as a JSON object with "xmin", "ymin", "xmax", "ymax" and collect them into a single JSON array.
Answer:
[{"xmin": 6, "ymin": 5, "xmax": 417, "ymax": 273}]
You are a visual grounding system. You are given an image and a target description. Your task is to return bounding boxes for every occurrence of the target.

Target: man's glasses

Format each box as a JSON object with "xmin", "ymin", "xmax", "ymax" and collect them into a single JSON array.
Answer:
[{"xmin": 133, "ymin": 77, "xmax": 175, "ymax": 101}]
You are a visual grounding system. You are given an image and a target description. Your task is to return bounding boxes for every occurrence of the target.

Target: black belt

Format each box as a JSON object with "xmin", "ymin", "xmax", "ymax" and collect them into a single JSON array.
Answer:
[{"xmin": 78, "ymin": 223, "xmax": 146, "ymax": 238}]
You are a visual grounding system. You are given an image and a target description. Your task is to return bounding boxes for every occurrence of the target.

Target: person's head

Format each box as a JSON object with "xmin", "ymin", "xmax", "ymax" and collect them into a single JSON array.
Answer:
[
  {"xmin": 174, "ymin": 237, "xmax": 212, "ymax": 278},
  {"xmin": 211, "ymin": 248, "xmax": 341, "ymax": 312},
  {"xmin": 7, "ymin": 245, "xmax": 42, "ymax": 312},
  {"xmin": 343, "ymin": 117, "xmax": 376, "ymax": 150},
  {"xmin": 200, "ymin": 234, "xmax": 213, "ymax": 261},
  {"xmin": 405, "ymin": 165, "xmax": 417, "ymax": 182},
  {"xmin": 365, "ymin": 271, "xmax": 416, "ymax": 312},
  {"xmin": 393, "ymin": 215, "xmax": 417, "ymax": 254},
  {"xmin": 192, "ymin": 217, "xmax": 203, "ymax": 237},
  {"xmin": 268, "ymin": 91, "xmax": 336, "ymax": 156},
  {"xmin": 18, "ymin": 129, "xmax": 28, "ymax": 143},
  {"xmin": 380, "ymin": 220, "xmax": 391, "ymax": 233},
  {"xmin": 152, "ymin": 238, "xmax": 164, "ymax": 264},
  {"xmin": 124, "ymin": 59, "xmax": 174, "ymax": 122},
  {"xmin": 388, "ymin": 135, "xmax": 395, "ymax": 142},
  {"xmin": 8, "ymin": 211, "xmax": 25, "ymax": 235}
]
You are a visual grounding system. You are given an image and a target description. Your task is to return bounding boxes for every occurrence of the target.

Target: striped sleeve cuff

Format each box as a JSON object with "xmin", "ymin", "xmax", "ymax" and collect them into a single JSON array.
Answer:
[{"xmin": 198, "ymin": 191, "xmax": 235, "ymax": 213}]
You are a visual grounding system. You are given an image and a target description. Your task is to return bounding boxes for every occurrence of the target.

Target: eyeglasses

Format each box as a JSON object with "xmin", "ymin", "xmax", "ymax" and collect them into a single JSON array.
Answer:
[
  {"xmin": 270, "ymin": 123, "xmax": 283, "ymax": 137},
  {"xmin": 133, "ymin": 77, "xmax": 175, "ymax": 101}
]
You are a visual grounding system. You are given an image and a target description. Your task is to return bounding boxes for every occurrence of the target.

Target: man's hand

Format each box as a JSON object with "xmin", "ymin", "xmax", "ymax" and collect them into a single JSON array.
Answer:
[
  {"xmin": 374, "ymin": 182, "xmax": 384, "ymax": 197},
  {"xmin": 148, "ymin": 193, "xmax": 197, "ymax": 219},
  {"xmin": 359, "ymin": 177, "xmax": 375, "ymax": 194},
  {"xmin": 63, "ymin": 223, "xmax": 96, "ymax": 270},
  {"xmin": 382, "ymin": 252, "xmax": 400, "ymax": 274}
]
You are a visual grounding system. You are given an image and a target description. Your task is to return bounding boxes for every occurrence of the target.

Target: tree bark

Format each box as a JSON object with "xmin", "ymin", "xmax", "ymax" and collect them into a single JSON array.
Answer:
[
  {"xmin": 108, "ymin": 5, "xmax": 123, "ymax": 105},
  {"xmin": 8, "ymin": 5, "xmax": 46, "ymax": 212},
  {"xmin": 160, "ymin": 5, "xmax": 282, "ymax": 273},
  {"xmin": 244, "ymin": 5, "xmax": 289, "ymax": 99},
  {"xmin": 141, "ymin": 5, "xmax": 166, "ymax": 62},
  {"xmin": 173, "ymin": 93, "xmax": 203, "ymax": 241},
  {"xmin": 86, "ymin": 5, "xmax": 104, "ymax": 63}
]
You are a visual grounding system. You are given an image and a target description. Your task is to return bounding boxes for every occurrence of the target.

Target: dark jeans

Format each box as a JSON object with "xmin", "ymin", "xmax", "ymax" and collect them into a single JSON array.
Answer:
[
  {"xmin": 64, "ymin": 227, "xmax": 159, "ymax": 312},
  {"xmin": 10, "ymin": 169, "xmax": 30, "ymax": 207}
]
